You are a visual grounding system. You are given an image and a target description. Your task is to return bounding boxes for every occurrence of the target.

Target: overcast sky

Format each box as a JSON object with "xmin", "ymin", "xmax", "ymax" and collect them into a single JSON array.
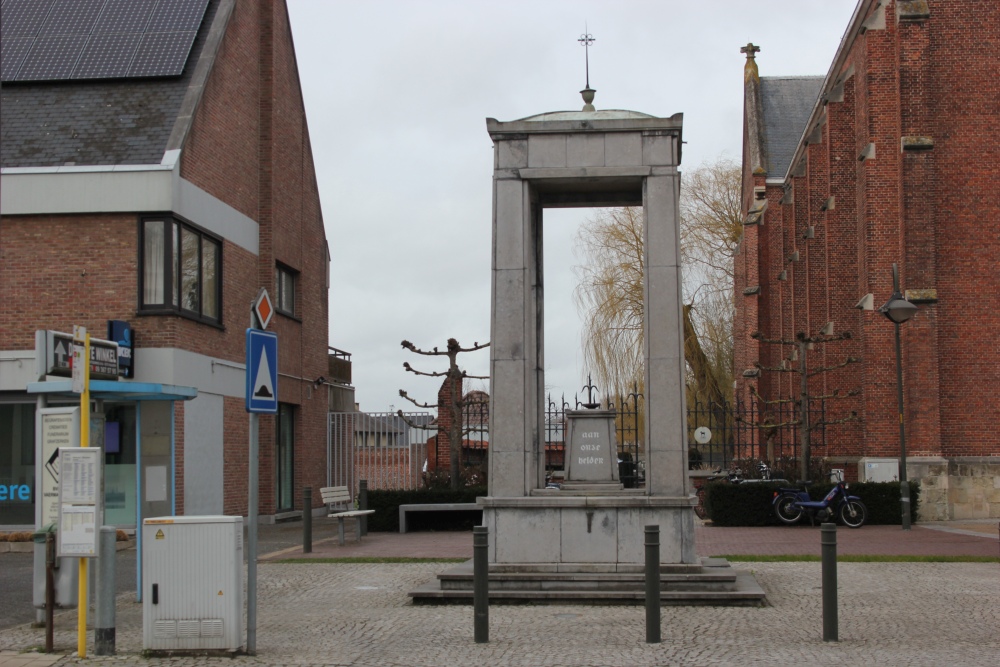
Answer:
[{"xmin": 285, "ymin": 0, "xmax": 858, "ymax": 413}]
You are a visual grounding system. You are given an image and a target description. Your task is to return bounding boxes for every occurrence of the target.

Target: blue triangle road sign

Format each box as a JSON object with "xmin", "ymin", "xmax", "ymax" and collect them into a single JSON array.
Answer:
[{"xmin": 246, "ymin": 329, "xmax": 278, "ymax": 413}]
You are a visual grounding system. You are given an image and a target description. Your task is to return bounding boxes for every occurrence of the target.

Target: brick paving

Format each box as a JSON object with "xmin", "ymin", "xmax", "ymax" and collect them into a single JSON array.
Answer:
[
  {"xmin": 264, "ymin": 518, "xmax": 1000, "ymax": 561},
  {"xmin": 2, "ymin": 519, "xmax": 997, "ymax": 666}
]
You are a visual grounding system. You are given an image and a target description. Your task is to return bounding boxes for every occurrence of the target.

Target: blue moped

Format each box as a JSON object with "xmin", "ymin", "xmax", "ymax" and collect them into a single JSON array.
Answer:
[{"xmin": 772, "ymin": 473, "xmax": 867, "ymax": 528}]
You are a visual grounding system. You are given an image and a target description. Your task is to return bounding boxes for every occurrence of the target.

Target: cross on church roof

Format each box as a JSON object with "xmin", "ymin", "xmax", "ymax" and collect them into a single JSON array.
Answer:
[{"xmin": 741, "ymin": 42, "xmax": 761, "ymax": 59}]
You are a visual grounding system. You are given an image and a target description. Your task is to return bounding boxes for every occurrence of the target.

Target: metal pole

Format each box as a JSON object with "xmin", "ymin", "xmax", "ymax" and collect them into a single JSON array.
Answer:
[
  {"xmin": 247, "ymin": 411, "xmax": 258, "ymax": 655},
  {"xmin": 473, "ymin": 526, "xmax": 489, "ymax": 643},
  {"xmin": 799, "ymin": 340, "xmax": 810, "ymax": 483},
  {"xmin": 95, "ymin": 526, "xmax": 116, "ymax": 655},
  {"xmin": 359, "ymin": 480, "xmax": 368, "ymax": 537},
  {"xmin": 45, "ymin": 533, "xmax": 55, "ymax": 653},
  {"xmin": 303, "ymin": 487, "xmax": 312, "ymax": 553},
  {"xmin": 821, "ymin": 523, "xmax": 838, "ymax": 642},
  {"xmin": 894, "ymin": 321, "xmax": 911, "ymax": 530},
  {"xmin": 645, "ymin": 525, "xmax": 661, "ymax": 644}
]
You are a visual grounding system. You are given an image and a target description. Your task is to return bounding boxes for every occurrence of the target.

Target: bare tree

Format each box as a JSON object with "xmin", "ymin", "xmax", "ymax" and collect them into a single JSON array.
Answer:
[{"xmin": 397, "ymin": 338, "xmax": 489, "ymax": 490}]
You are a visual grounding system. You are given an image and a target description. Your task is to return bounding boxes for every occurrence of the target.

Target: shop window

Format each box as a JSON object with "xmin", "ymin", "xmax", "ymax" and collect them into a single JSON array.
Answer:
[
  {"xmin": 275, "ymin": 263, "xmax": 297, "ymax": 317},
  {"xmin": 0, "ymin": 403, "xmax": 36, "ymax": 525},
  {"xmin": 141, "ymin": 217, "xmax": 221, "ymax": 323}
]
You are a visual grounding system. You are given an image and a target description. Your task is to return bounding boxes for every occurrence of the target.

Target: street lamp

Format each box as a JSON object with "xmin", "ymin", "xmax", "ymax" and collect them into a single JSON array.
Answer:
[{"xmin": 878, "ymin": 263, "xmax": 918, "ymax": 530}]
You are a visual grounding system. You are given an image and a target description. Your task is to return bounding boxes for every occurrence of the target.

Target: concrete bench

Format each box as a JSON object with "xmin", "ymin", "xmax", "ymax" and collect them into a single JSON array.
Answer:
[
  {"xmin": 320, "ymin": 486, "xmax": 375, "ymax": 545},
  {"xmin": 398, "ymin": 503, "xmax": 481, "ymax": 533}
]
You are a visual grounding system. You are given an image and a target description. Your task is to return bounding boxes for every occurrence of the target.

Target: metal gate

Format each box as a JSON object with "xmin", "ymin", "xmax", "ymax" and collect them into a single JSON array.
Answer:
[{"xmin": 329, "ymin": 411, "xmax": 433, "ymax": 493}]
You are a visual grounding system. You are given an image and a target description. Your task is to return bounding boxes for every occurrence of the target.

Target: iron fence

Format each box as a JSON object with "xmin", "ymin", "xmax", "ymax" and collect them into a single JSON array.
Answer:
[
  {"xmin": 685, "ymin": 396, "xmax": 827, "ymax": 470},
  {"xmin": 329, "ymin": 411, "xmax": 433, "ymax": 494},
  {"xmin": 545, "ymin": 383, "xmax": 646, "ymax": 488}
]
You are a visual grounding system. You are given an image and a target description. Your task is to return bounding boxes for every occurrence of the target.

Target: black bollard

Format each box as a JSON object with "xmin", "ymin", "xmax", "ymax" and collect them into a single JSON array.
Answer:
[
  {"xmin": 303, "ymin": 487, "xmax": 312, "ymax": 553},
  {"xmin": 645, "ymin": 525, "xmax": 661, "ymax": 644},
  {"xmin": 473, "ymin": 526, "xmax": 489, "ymax": 643},
  {"xmin": 359, "ymin": 480, "xmax": 369, "ymax": 537},
  {"xmin": 821, "ymin": 522, "xmax": 838, "ymax": 642}
]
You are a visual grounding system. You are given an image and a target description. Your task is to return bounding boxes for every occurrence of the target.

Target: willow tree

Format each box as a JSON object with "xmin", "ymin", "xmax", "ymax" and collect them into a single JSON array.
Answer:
[{"xmin": 575, "ymin": 157, "xmax": 742, "ymax": 410}]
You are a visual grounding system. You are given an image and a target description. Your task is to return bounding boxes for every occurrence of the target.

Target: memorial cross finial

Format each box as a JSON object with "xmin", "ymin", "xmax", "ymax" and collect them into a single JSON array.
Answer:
[
  {"xmin": 578, "ymin": 27, "xmax": 597, "ymax": 111},
  {"xmin": 578, "ymin": 27, "xmax": 596, "ymax": 89}
]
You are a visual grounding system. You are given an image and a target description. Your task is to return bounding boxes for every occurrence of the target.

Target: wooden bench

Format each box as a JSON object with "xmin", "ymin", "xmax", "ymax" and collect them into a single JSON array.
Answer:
[
  {"xmin": 398, "ymin": 503, "xmax": 481, "ymax": 533},
  {"xmin": 320, "ymin": 486, "xmax": 375, "ymax": 545}
]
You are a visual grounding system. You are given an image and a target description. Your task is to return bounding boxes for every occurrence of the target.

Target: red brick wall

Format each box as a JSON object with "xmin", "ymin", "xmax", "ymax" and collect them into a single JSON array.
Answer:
[
  {"xmin": 1, "ymin": 1, "xmax": 331, "ymax": 518},
  {"xmin": 736, "ymin": 1, "xmax": 1000, "ymax": 465}
]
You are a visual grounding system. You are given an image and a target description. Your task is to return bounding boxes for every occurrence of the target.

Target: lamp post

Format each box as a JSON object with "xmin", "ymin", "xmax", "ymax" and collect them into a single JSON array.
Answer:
[{"xmin": 878, "ymin": 263, "xmax": 918, "ymax": 530}]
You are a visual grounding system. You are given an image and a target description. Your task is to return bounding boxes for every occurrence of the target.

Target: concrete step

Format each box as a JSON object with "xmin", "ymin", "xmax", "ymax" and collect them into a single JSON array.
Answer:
[{"xmin": 410, "ymin": 560, "xmax": 766, "ymax": 606}]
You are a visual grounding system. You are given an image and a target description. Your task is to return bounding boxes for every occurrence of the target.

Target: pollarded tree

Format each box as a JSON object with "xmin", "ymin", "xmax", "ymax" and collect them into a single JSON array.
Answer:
[{"xmin": 397, "ymin": 338, "xmax": 489, "ymax": 491}]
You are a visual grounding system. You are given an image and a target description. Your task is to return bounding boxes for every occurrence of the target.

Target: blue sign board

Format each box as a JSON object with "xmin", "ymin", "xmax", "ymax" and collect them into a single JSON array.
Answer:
[
  {"xmin": 107, "ymin": 320, "xmax": 133, "ymax": 378},
  {"xmin": 245, "ymin": 329, "xmax": 278, "ymax": 413}
]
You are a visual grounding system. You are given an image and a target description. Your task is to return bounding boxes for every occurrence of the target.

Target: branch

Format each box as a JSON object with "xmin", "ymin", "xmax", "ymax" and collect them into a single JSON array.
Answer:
[
  {"xmin": 809, "ymin": 412, "xmax": 860, "ymax": 430},
  {"xmin": 398, "ymin": 389, "xmax": 435, "ymax": 410},
  {"xmin": 749, "ymin": 385, "xmax": 797, "ymax": 405},
  {"xmin": 810, "ymin": 388, "xmax": 861, "ymax": 401},
  {"xmin": 400, "ymin": 340, "xmax": 447, "ymax": 356},
  {"xmin": 750, "ymin": 331, "xmax": 797, "ymax": 346},
  {"xmin": 396, "ymin": 410, "xmax": 436, "ymax": 430},
  {"xmin": 455, "ymin": 341, "xmax": 491, "ymax": 353},
  {"xmin": 754, "ymin": 361, "xmax": 797, "ymax": 373},
  {"xmin": 402, "ymin": 361, "xmax": 447, "ymax": 378},
  {"xmin": 807, "ymin": 357, "xmax": 859, "ymax": 377}
]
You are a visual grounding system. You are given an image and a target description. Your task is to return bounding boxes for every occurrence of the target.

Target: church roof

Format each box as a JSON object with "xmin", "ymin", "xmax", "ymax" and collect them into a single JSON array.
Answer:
[{"xmin": 759, "ymin": 76, "xmax": 824, "ymax": 177}]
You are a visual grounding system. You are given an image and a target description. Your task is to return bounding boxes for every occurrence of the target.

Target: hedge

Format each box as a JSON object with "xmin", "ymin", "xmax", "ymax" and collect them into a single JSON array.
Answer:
[
  {"xmin": 366, "ymin": 488, "xmax": 486, "ymax": 532},
  {"xmin": 703, "ymin": 480, "xmax": 920, "ymax": 527}
]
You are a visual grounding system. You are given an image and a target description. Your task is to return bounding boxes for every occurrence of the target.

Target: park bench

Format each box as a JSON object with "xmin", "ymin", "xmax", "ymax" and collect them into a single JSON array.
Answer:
[
  {"xmin": 320, "ymin": 486, "xmax": 375, "ymax": 545},
  {"xmin": 397, "ymin": 502, "xmax": 481, "ymax": 533}
]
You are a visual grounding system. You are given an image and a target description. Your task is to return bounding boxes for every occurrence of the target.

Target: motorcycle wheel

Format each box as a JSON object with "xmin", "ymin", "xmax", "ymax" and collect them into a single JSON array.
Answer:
[
  {"xmin": 839, "ymin": 500, "xmax": 867, "ymax": 528},
  {"xmin": 774, "ymin": 494, "xmax": 803, "ymax": 525}
]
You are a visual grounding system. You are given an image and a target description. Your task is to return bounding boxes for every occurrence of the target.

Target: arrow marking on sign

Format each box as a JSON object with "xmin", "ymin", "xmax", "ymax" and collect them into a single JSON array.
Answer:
[{"xmin": 253, "ymin": 348, "xmax": 274, "ymax": 399}]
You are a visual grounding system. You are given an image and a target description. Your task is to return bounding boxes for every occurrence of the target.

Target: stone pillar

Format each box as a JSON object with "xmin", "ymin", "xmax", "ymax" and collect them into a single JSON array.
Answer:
[
  {"xmin": 643, "ymin": 172, "xmax": 687, "ymax": 497},
  {"xmin": 489, "ymin": 140, "xmax": 542, "ymax": 498}
]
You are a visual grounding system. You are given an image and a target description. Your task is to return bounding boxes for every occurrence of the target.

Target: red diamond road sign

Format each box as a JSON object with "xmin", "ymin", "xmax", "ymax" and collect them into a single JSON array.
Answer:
[{"xmin": 253, "ymin": 288, "xmax": 273, "ymax": 330}]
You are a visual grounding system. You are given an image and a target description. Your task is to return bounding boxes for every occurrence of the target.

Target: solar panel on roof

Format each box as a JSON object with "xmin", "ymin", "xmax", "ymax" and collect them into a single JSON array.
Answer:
[
  {"xmin": 1, "ymin": 37, "xmax": 33, "ymax": 80},
  {"xmin": 147, "ymin": 0, "xmax": 208, "ymax": 33},
  {"xmin": 15, "ymin": 34, "xmax": 89, "ymax": 81},
  {"xmin": 74, "ymin": 32, "xmax": 141, "ymax": 79},
  {"xmin": 93, "ymin": 0, "xmax": 157, "ymax": 35},
  {"xmin": 0, "ymin": 0, "xmax": 209, "ymax": 83},
  {"xmin": 0, "ymin": 0, "xmax": 55, "ymax": 37},
  {"xmin": 38, "ymin": 0, "xmax": 103, "ymax": 36},
  {"xmin": 127, "ymin": 31, "xmax": 197, "ymax": 79}
]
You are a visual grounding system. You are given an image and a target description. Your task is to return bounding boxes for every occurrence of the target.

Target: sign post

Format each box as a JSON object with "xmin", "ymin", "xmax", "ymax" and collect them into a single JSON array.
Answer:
[
  {"xmin": 246, "ymin": 289, "xmax": 277, "ymax": 656},
  {"xmin": 72, "ymin": 325, "xmax": 91, "ymax": 659}
]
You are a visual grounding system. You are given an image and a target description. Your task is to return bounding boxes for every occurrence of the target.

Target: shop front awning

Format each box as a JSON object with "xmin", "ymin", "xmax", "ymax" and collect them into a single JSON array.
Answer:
[{"xmin": 26, "ymin": 380, "xmax": 198, "ymax": 402}]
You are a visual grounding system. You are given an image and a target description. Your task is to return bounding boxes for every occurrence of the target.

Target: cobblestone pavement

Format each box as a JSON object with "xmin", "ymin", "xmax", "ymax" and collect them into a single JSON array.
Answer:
[{"xmin": 2, "ymin": 560, "xmax": 998, "ymax": 666}]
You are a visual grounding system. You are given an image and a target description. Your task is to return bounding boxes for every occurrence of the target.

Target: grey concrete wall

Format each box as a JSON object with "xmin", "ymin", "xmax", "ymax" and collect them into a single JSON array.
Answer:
[{"xmin": 183, "ymin": 393, "xmax": 224, "ymax": 514}]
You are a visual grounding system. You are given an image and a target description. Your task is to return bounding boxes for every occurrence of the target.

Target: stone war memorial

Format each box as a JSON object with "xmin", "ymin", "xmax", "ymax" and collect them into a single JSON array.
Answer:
[{"xmin": 411, "ymin": 88, "xmax": 763, "ymax": 604}]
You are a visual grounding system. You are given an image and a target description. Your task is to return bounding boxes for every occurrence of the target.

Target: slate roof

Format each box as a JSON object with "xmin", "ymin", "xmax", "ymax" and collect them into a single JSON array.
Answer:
[
  {"xmin": 759, "ymin": 76, "xmax": 824, "ymax": 178},
  {"xmin": 0, "ymin": 0, "xmax": 221, "ymax": 168}
]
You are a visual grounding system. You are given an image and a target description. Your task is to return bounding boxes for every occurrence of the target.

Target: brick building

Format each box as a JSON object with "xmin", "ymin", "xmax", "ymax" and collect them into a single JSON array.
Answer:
[
  {"xmin": 734, "ymin": 0, "xmax": 1000, "ymax": 519},
  {"xmin": 0, "ymin": 0, "xmax": 342, "ymax": 526}
]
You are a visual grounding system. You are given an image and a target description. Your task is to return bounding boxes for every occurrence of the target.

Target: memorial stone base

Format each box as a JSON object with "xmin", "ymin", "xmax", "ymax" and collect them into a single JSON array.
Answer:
[{"xmin": 480, "ymin": 494, "xmax": 696, "ymax": 568}]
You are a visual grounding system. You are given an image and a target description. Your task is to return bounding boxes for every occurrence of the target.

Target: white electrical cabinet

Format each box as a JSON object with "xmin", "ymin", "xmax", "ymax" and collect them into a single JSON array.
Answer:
[
  {"xmin": 859, "ymin": 457, "xmax": 900, "ymax": 483},
  {"xmin": 142, "ymin": 516, "xmax": 243, "ymax": 652}
]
